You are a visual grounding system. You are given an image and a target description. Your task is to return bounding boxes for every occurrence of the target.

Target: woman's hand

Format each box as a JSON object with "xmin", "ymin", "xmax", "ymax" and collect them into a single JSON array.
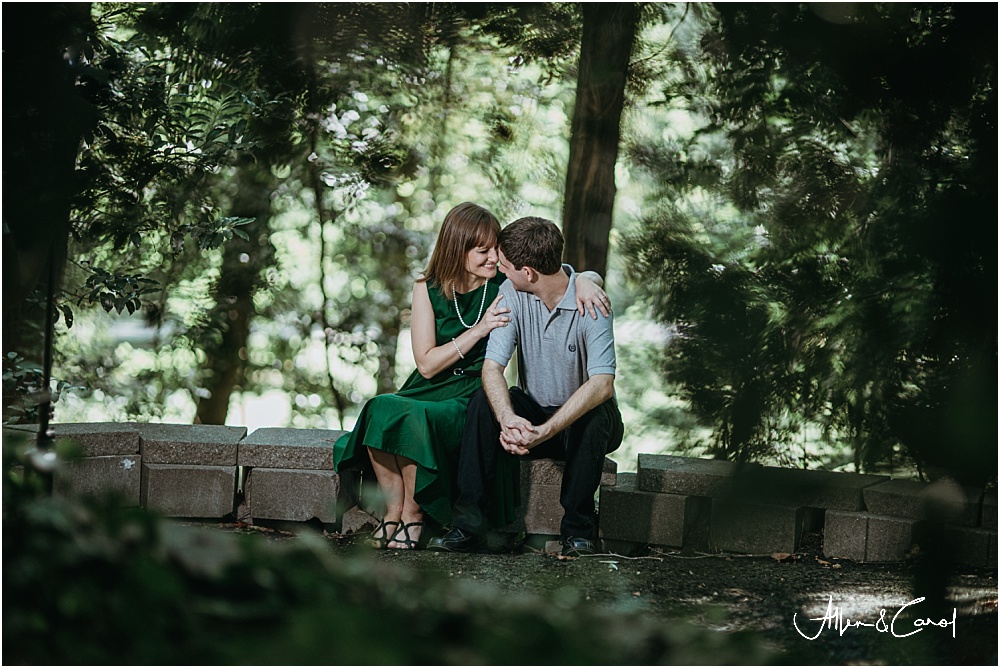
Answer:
[
  {"xmin": 575, "ymin": 272, "xmax": 611, "ymax": 319},
  {"xmin": 474, "ymin": 294, "xmax": 510, "ymax": 339}
]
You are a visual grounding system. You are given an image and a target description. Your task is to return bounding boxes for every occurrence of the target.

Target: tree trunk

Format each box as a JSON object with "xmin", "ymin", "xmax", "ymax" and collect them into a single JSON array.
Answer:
[
  {"xmin": 3, "ymin": 4, "xmax": 95, "ymax": 415},
  {"xmin": 195, "ymin": 161, "xmax": 275, "ymax": 425},
  {"xmin": 561, "ymin": 2, "xmax": 639, "ymax": 277}
]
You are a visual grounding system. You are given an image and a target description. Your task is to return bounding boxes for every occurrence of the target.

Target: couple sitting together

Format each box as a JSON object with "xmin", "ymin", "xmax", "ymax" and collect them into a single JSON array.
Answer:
[{"xmin": 332, "ymin": 203, "xmax": 623, "ymax": 557}]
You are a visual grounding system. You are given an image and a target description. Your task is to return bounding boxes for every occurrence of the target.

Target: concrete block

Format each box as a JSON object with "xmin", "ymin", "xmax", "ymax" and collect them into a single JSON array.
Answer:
[
  {"xmin": 921, "ymin": 479, "xmax": 985, "ymax": 526},
  {"xmin": 863, "ymin": 479, "xmax": 926, "ymax": 515},
  {"xmin": 736, "ymin": 466, "xmax": 887, "ymax": 511},
  {"xmin": 863, "ymin": 479, "xmax": 983, "ymax": 526},
  {"xmin": 823, "ymin": 510, "xmax": 868, "ymax": 561},
  {"xmin": 866, "ymin": 514, "xmax": 920, "ymax": 563},
  {"xmin": 141, "ymin": 463, "xmax": 237, "ymax": 518},
  {"xmin": 137, "ymin": 423, "xmax": 246, "ymax": 465},
  {"xmin": 982, "ymin": 488, "xmax": 997, "ymax": 530},
  {"xmin": 53, "ymin": 455, "xmax": 141, "ymax": 505},
  {"xmin": 710, "ymin": 499, "xmax": 804, "ymax": 554},
  {"xmin": 518, "ymin": 483, "xmax": 563, "ymax": 535},
  {"xmin": 244, "ymin": 467, "xmax": 358, "ymax": 524},
  {"xmin": 599, "ymin": 472, "xmax": 710, "ymax": 549},
  {"xmin": 7, "ymin": 422, "xmax": 141, "ymax": 457},
  {"xmin": 939, "ymin": 525, "xmax": 998, "ymax": 569},
  {"xmin": 522, "ymin": 457, "xmax": 617, "ymax": 487},
  {"xmin": 509, "ymin": 457, "xmax": 617, "ymax": 535},
  {"xmin": 823, "ymin": 512, "xmax": 921, "ymax": 563},
  {"xmin": 238, "ymin": 427, "xmax": 347, "ymax": 470},
  {"xmin": 5, "ymin": 423, "xmax": 137, "ymax": 455},
  {"xmin": 637, "ymin": 454, "xmax": 760, "ymax": 497}
]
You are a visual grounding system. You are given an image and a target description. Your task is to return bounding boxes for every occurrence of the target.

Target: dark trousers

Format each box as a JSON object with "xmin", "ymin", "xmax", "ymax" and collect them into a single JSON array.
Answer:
[{"xmin": 453, "ymin": 387, "xmax": 624, "ymax": 538}]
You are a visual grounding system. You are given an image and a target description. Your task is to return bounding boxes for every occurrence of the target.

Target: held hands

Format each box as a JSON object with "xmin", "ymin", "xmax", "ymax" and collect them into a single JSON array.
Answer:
[
  {"xmin": 498, "ymin": 413, "xmax": 543, "ymax": 456},
  {"xmin": 474, "ymin": 294, "xmax": 510, "ymax": 338},
  {"xmin": 575, "ymin": 275, "xmax": 611, "ymax": 319}
]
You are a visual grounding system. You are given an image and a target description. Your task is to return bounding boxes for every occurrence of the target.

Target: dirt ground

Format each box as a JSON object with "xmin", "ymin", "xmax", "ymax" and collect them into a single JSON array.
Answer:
[{"xmin": 225, "ymin": 522, "xmax": 998, "ymax": 666}]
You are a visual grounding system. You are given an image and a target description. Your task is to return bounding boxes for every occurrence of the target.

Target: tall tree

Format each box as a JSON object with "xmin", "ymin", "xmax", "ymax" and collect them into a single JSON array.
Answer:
[
  {"xmin": 561, "ymin": 2, "xmax": 640, "ymax": 276},
  {"xmin": 3, "ymin": 2, "xmax": 248, "ymax": 422},
  {"xmin": 3, "ymin": 3, "xmax": 98, "ymax": 412},
  {"xmin": 166, "ymin": 3, "xmax": 308, "ymax": 425},
  {"xmin": 622, "ymin": 3, "xmax": 996, "ymax": 480},
  {"xmin": 194, "ymin": 159, "xmax": 275, "ymax": 425}
]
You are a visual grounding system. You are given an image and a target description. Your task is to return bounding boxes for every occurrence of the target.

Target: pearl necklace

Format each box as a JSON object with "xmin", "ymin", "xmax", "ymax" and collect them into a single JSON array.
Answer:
[{"xmin": 452, "ymin": 281, "xmax": 488, "ymax": 329}]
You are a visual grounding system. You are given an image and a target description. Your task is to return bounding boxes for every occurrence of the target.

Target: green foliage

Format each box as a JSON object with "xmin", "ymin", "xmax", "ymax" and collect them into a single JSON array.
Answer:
[
  {"xmin": 72, "ymin": 7, "xmax": 260, "ymax": 251},
  {"xmin": 78, "ymin": 264, "xmax": 160, "ymax": 315},
  {"xmin": 48, "ymin": 4, "xmax": 599, "ymax": 427},
  {"xmin": 621, "ymin": 3, "xmax": 996, "ymax": 478},
  {"xmin": 3, "ymin": 439, "xmax": 771, "ymax": 665},
  {"xmin": 474, "ymin": 3, "xmax": 582, "ymax": 77},
  {"xmin": 179, "ymin": 215, "xmax": 255, "ymax": 250}
]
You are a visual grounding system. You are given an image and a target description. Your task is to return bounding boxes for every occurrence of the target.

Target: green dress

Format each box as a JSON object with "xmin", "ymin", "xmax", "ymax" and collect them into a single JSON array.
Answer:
[{"xmin": 333, "ymin": 273, "xmax": 517, "ymax": 528}]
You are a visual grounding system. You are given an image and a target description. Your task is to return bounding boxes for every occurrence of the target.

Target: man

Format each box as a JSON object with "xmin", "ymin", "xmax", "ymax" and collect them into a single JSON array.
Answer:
[{"xmin": 428, "ymin": 216, "xmax": 624, "ymax": 556}]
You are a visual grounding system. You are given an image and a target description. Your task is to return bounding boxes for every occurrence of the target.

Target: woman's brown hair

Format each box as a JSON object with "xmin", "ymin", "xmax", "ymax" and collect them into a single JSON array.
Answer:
[{"xmin": 420, "ymin": 202, "xmax": 501, "ymax": 298}]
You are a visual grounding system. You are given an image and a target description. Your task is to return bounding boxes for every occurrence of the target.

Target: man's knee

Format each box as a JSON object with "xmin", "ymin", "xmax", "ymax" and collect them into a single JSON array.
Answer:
[{"xmin": 578, "ymin": 400, "xmax": 623, "ymax": 454}]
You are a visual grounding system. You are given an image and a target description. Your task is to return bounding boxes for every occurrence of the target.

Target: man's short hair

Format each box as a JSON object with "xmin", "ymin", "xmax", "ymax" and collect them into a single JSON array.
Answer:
[{"xmin": 499, "ymin": 217, "xmax": 563, "ymax": 275}]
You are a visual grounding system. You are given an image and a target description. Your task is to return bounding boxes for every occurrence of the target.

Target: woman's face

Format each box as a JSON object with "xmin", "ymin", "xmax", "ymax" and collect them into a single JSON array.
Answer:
[{"xmin": 464, "ymin": 243, "xmax": 499, "ymax": 281}]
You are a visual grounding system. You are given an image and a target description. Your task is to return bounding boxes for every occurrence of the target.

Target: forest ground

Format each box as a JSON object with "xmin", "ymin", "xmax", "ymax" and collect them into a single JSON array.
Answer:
[{"xmin": 205, "ymin": 521, "xmax": 997, "ymax": 665}]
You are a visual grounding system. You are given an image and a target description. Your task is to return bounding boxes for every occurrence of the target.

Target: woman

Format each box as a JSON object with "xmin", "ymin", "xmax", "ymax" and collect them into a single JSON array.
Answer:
[{"xmin": 333, "ymin": 202, "xmax": 608, "ymax": 549}]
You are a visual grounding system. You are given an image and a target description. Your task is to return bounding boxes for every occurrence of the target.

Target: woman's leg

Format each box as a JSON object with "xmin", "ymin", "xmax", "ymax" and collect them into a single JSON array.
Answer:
[
  {"xmin": 368, "ymin": 447, "xmax": 404, "ymax": 523},
  {"xmin": 388, "ymin": 454, "xmax": 424, "ymax": 548}
]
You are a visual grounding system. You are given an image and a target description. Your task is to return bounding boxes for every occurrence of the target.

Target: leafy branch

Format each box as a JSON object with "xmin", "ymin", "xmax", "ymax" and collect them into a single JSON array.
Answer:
[{"xmin": 78, "ymin": 264, "xmax": 160, "ymax": 315}]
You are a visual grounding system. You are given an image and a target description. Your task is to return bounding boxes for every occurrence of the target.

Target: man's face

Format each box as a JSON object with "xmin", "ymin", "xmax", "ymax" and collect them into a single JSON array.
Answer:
[{"xmin": 498, "ymin": 249, "xmax": 528, "ymax": 290}]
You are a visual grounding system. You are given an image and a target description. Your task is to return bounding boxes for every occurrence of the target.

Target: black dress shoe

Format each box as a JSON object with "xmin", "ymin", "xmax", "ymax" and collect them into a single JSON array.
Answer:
[
  {"xmin": 426, "ymin": 527, "xmax": 484, "ymax": 553},
  {"xmin": 561, "ymin": 536, "xmax": 598, "ymax": 557}
]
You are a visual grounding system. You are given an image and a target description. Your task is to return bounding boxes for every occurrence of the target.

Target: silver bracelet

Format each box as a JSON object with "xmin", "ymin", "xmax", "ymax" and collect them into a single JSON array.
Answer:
[{"xmin": 451, "ymin": 337, "xmax": 465, "ymax": 359}]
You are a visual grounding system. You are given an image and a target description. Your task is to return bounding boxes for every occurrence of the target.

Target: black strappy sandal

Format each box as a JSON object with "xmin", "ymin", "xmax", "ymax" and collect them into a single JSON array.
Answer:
[
  {"xmin": 389, "ymin": 521, "xmax": 424, "ymax": 550},
  {"xmin": 363, "ymin": 520, "xmax": 401, "ymax": 549}
]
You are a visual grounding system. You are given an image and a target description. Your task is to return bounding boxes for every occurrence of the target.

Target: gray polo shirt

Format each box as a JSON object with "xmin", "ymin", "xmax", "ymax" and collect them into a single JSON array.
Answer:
[{"xmin": 485, "ymin": 265, "xmax": 616, "ymax": 407}]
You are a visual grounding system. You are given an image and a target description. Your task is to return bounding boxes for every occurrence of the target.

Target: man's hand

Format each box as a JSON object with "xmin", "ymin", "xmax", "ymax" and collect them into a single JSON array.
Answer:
[
  {"xmin": 499, "ymin": 431, "xmax": 530, "ymax": 456},
  {"xmin": 498, "ymin": 413, "xmax": 535, "ymax": 456},
  {"xmin": 499, "ymin": 414, "xmax": 556, "ymax": 455}
]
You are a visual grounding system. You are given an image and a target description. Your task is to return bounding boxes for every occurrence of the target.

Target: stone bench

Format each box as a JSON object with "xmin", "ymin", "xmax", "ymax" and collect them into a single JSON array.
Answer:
[
  {"xmin": 6, "ymin": 422, "xmax": 143, "ymax": 504},
  {"xmin": 5, "ymin": 422, "xmax": 360, "ymax": 528},
  {"xmin": 600, "ymin": 453, "xmax": 996, "ymax": 565},
  {"xmin": 138, "ymin": 423, "xmax": 245, "ymax": 519},
  {"xmin": 618, "ymin": 454, "xmax": 842, "ymax": 554},
  {"xmin": 599, "ymin": 472, "xmax": 710, "ymax": 552},
  {"xmin": 238, "ymin": 427, "xmax": 358, "ymax": 526},
  {"xmin": 510, "ymin": 456, "xmax": 618, "ymax": 537},
  {"xmin": 6, "ymin": 424, "xmax": 995, "ymax": 567},
  {"xmin": 823, "ymin": 478, "xmax": 994, "ymax": 563},
  {"xmin": 862, "ymin": 478, "xmax": 984, "ymax": 526}
]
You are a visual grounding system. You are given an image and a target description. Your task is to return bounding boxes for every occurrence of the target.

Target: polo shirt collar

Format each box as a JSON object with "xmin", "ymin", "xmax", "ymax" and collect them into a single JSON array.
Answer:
[
  {"xmin": 525, "ymin": 264, "xmax": 578, "ymax": 312},
  {"xmin": 554, "ymin": 264, "xmax": 578, "ymax": 311}
]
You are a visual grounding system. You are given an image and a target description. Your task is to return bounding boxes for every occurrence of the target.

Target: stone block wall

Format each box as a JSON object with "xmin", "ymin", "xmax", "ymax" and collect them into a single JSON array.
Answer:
[
  {"xmin": 504, "ymin": 457, "xmax": 618, "ymax": 537},
  {"xmin": 8, "ymin": 422, "xmax": 143, "ymax": 504},
  {"xmin": 137, "ymin": 423, "xmax": 244, "ymax": 518},
  {"xmin": 5, "ymin": 425, "xmax": 996, "ymax": 568},
  {"xmin": 5, "ymin": 423, "xmax": 357, "ymax": 529},
  {"xmin": 598, "ymin": 453, "xmax": 996, "ymax": 568},
  {"xmin": 238, "ymin": 427, "xmax": 358, "ymax": 524}
]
